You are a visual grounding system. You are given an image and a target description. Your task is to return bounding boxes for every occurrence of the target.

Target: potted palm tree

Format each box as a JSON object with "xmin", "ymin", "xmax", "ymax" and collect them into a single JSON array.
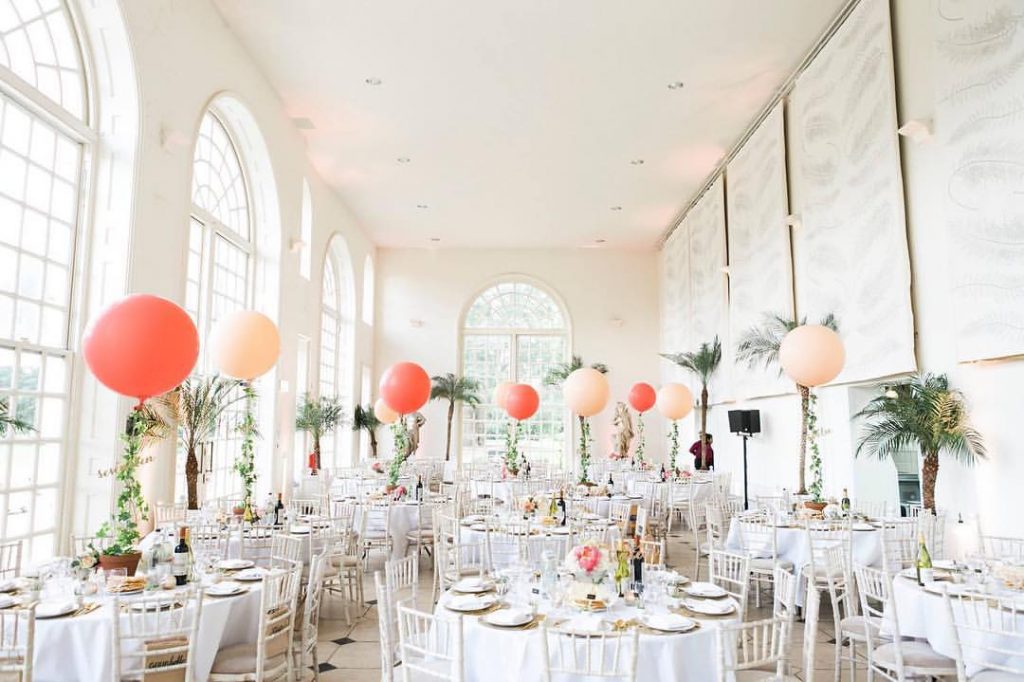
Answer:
[
  {"xmin": 736, "ymin": 313, "xmax": 838, "ymax": 495},
  {"xmin": 544, "ymin": 355, "xmax": 608, "ymax": 483},
  {"xmin": 352, "ymin": 403, "xmax": 381, "ymax": 459},
  {"xmin": 0, "ymin": 397, "xmax": 33, "ymax": 437},
  {"xmin": 295, "ymin": 395, "xmax": 345, "ymax": 471},
  {"xmin": 430, "ymin": 373, "xmax": 481, "ymax": 462},
  {"xmin": 855, "ymin": 373, "xmax": 985, "ymax": 512},
  {"xmin": 661, "ymin": 336, "xmax": 722, "ymax": 470},
  {"xmin": 150, "ymin": 375, "xmax": 242, "ymax": 510}
]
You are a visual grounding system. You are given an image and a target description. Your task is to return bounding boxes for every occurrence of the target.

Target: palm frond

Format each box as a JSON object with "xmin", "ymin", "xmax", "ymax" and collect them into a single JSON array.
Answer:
[
  {"xmin": 352, "ymin": 403, "xmax": 381, "ymax": 433},
  {"xmin": 430, "ymin": 373, "xmax": 482, "ymax": 405},
  {"xmin": 295, "ymin": 395, "xmax": 346, "ymax": 439},
  {"xmin": 543, "ymin": 355, "xmax": 607, "ymax": 386},
  {"xmin": 0, "ymin": 396, "xmax": 34, "ymax": 437},
  {"xmin": 661, "ymin": 336, "xmax": 721, "ymax": 385}
]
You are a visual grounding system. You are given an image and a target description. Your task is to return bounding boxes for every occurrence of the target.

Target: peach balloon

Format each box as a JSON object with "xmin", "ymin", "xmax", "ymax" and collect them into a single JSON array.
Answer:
[
  {"xmin": 374, "ymin": 398, "xmax": 398, "ymax": 424},
  {"xmin": 211, "ymin": 311, "xmax": 281, "ymax": 380},
  {"xmin": 657, "ymin": 383, "xmax": 693, "ymax": 420},
  {"xmin": 493, "ymin": 381, "xmax": 514, "ymax": 409},
  {"xmin": 562, "ymin": 367, "xmax": 610, "ymax": 417},
  {"xmin": 779, "ymin": 325, "xmax": 845, "ymax": 387}
]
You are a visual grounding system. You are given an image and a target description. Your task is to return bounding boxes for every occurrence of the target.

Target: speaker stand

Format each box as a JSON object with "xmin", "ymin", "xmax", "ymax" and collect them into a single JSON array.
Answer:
[{"xmin": 741, "ymin": 434, "xmax": 750, "ymax": 511}]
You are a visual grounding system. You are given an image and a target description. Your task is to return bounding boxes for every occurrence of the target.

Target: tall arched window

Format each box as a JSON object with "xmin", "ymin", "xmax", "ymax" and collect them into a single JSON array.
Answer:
[
  {"xmin": 319, "ymin": 236, "xmax": 354, "ymax": 466},
  {"xmin": 460, "ymin": 280, "xmax": 569, "ymax": 464},
  {"xmin": 187, "ymin": 110, "xmax": 254, "ymax": 501},
  {"xmin": 0, "ymin": 0, "xmax": 89, "ymax": 561},
  {"xmin": 361, "ymin": 255, "xmax": 374, "ymax": 326}
]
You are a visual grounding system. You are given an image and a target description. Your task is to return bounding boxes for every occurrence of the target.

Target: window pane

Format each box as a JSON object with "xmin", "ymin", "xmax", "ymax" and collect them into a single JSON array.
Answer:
[
  {"xmin": 465, "ymin": 282, "xmax": 565, "ymax": 330},
  {"xmin": 191, "ymin": 113, "xmax": 250, "ymax": 239}
]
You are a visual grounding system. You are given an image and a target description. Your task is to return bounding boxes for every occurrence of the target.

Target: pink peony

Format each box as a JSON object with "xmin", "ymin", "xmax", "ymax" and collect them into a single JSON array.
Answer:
[{"xmin": 574, "ymin": 545, "xmax": 602, "ymax": 573}]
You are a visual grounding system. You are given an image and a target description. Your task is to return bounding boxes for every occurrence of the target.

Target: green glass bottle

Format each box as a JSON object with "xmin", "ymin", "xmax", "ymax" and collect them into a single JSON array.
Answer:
[{"xmin": 915, "ymin": 532, "xmax": 932, "ymax": 586}]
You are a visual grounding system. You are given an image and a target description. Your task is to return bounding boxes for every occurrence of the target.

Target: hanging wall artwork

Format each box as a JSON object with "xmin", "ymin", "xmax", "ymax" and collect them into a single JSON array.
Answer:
[
  {"xmin": 726, "ymin": 104, "xmax": 794, "ymax": 398},
  {"xmin": 788, "ymin": 0, "xmax": 916, "ymax": 383},
  {"xmin": 935, "ymin": 0, "xmax": 1024, "ymax": 361}
]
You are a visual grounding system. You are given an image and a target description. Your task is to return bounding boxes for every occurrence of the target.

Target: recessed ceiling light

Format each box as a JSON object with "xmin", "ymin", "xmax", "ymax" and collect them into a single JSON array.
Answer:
[
  {"xmin": 610, "ymin": 206, "xmax": 623, "ymax": 211},
  {"xmin": 595, "ymin": 239, "xmax": 607, "ymax": 244},
  {"xmin": 397, "ymin": 157, "xmax": 411, "ymax": 163},
  {"xmin": 416, "ymin": 204, "xmax": 429, "ymax": 209},
  {"xmin": 629, "ymin": 159, "xmax": 645, "ymax": 166},
  {"xmin": 667, "ymin": 81, "xmax": 685, "ymax": 90},
  {"xmin": 364, "ymin": 77, "xmax": 382, "ymax": 86},
  {"xmin": 430, "ymin": 237, "xmax": 441, "ymax": 242},
  {"xmin": 292, "ymin": 117, "xmax": 315, "ymax": 130}
]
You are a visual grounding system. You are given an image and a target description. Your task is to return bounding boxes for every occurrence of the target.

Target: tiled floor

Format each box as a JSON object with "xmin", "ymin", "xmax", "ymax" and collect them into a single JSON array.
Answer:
[{"xmin": 308, "ymin": 531, "xmax": 870, "ymax": 681}]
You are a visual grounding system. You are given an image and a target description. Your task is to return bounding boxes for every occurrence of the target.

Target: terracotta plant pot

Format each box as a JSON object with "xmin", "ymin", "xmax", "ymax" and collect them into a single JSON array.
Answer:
[
  {"xmin": 804, "ymin": 500, "xmax": 827, "ymax": 513},
  {"xmin": 98, "ymin": 552, "xmax": 142, "ymax": 576},
  {"xmin": 385, "ymin": 484, "xmax": 397, "ymax": 493}
]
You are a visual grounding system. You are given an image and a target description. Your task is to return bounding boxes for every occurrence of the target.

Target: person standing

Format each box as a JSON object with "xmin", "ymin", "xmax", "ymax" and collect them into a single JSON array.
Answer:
[{"xmin": 689, "ymin": 433, "xmax": 714, "ymax": 470}]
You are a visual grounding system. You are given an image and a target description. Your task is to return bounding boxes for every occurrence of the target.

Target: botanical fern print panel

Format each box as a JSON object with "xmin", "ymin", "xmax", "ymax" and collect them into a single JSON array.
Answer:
[
  {"xmin": 935, "ymin": 0, "xmax": 1024, "ymax": 361},
  {"xmin": 659, "ymin": 223, "xmax": 690, "ymax": 386},
  {"xmin": 726, "ymin": 104, "xmax": 794, "ymax": 399},
  {"xmin": 789, "ymin": 0, "xmax": 916, "ymax": 383},
  {"xmin": 686, "ymin": 177, "xmax": 731, "ymax": 399}
]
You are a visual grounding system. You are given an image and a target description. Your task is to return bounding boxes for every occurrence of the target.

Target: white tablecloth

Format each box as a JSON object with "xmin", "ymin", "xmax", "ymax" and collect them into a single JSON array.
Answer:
[
  {"xmin": 435, "ymin": 590, "xmax": 737, "ymax": 681},
  {"xmin": 32, "ymin": 582, "xmax": 263, "ymax": 681}
]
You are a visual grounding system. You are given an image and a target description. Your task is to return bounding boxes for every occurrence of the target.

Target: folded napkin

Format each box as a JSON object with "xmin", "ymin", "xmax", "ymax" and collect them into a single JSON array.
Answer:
[
  {"xmin": 0, "ymin": 579, "xmax": 17, "ymax": 593},
  {"xmin": 645, "ymin": 613, "xmax": 692, "ymax": 630},
  {"xmin": 456, "ymin": 577, "xmax": 487, "ymax": 591},
  {"xmin": 488, "ymin": 608, "xmax": 532, "ymax": 626},
  {"xmin": 564, "ymin": 614, "xmax": 604, "ymax": 633},
  {"xmin": 37, "ymin": 600, "xmax": 76, "ymax": 618},
  {"xmin": 0, "ymin": 594, "xmax": 17, "ymax": 609},
  {"xmin": 684, "ymin": 598, "xmax": 732, "ymax": 614},
  {"xmin": 448, "ymin": 594, "xmax": 490, "ymax": 610}
]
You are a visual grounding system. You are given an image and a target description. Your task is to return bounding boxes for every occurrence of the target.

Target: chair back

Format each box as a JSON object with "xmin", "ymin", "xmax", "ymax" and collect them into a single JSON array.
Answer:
[
  {"xmin": 708, "ymin": 549, "xmax": 750, "ymax": 619},
  {"xmin": 396, "ymin": 601, "xmax": 463, "ymax": 682},
  {"xmin": 804, "ymin": 518, "xmax": 852, "ymax": 581},
  {"xmin": 385, "ymin": 554, "xmax": 419, "ymax": 607},
  {"xmin": 0, "ymin": 605, "xmax": 34, "ymax": 680},
  {"xmin": 186, "ymin": 524, "xmax": 230, "ymax": 559},
  {"xmin": 70, "ymin": 534, "xmax": 112, "ymax": 557},
  {"xmin": 916, "ymin": 511, "xmax": 945, "ymax": 559},
  {"xmin": 715, "ymin": 616, "xmax": 788, "ymax": 680},
  {"xmin": 112, "ymin": 588, "xmax": 201, "ymax": 681},
  {"xmin": 879, "ymin": 519, "xmax": 918, "ymax": 573},
  {"xmin": 772, "ymin": 567, "xmax": 797, "ymax": 625},
  {"xmin": 736, "ymin": 516, "xmax": 778, "ymax": 562},
  {"xmin": 289, "ymin": 498, "xmax": 323, "ymax": 518},
  {"xmin": 374, "ymin": 572, "xmax": 397, "ymax": 681},
  {"xmin": 0, "ymin": 541, "xmax": 22, "ymax": 580},
  {"xmin": 540, "ymin": 625, "xmax": 638, "ymax": 682},
  {"xmin": 154, "ymin": 502, "xmax": 186, "ymax": 527},
  {"xmin": 270, "ymin": 533, "xmax": 304, "ymax": 570},
  {"xmin": 239, "ymin": 526, "xmax": 274, "ymax": 567},
  {"xmin": 942, "ymin": 587, "xmax": 1024, "ymax": 679},
  {"xmin": 979, "ymin": 534, "xmax": 1024, "ymax": 561},
  {"xmin": 638, "ymin": 538, "xmax": 665, "ymax": 568},
  {"xmin": 800, "ymin": 584, "xmax": 821, "ymax": 682},
  {"xmin": 854, "ymin": 565, "xmax": 906, "ymax": 680},
  {"xmin": 252, "ymin": 567, "xmax": 301, "ymax": 680},
  {"xmin": 297, "ymin": 554, "xmax": 326, "ymax": 659},
  {"xmin": 851, "ymin": 499, "xmax": 888, "ymax": 519}
]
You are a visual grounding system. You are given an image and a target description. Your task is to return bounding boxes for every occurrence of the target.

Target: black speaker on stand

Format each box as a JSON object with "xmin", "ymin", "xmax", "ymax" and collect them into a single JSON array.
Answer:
[{"xmin": 728, "ymin": 410, "xmax": 761, "ymax": 510}]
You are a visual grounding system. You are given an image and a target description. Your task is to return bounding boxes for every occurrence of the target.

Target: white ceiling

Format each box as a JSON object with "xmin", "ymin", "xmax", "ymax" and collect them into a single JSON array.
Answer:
[{"xmin": 212, "ymin": 0, "xmax": 845, "ymax": 250}]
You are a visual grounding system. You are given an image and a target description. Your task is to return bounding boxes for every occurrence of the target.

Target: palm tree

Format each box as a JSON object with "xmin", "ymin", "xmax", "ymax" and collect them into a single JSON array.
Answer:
[
  {"xmin": 0, "ymin": 397, "xmax": 33, "ymax": 437},
  {"xmin": 430, "ymin": 373, "xmax": 481, "ymax": 462},
  {"xmin": 151, "ymin": 375, "xmax": 243, "ymax": 509},
  {"xmin": 661, "ymin": 336, "xmax": 722, "ymax": 470},
  {"xmin": 735, "ymin": 312, "xmax": 838, "ymax": 494},
  {"xmin": 295, "ymin": 395, "xmax": 345, "ymax": 471},
  {"xmin": 545, "ymin": 356, "xmax": 608, "ymax": 482},
  {"xmin": 352, "ymin": 403, "xmax": 381, "ymax": 459},
  {"xmin": 855, "ymin": 373, "xmax": 984, "ymax": 512}
]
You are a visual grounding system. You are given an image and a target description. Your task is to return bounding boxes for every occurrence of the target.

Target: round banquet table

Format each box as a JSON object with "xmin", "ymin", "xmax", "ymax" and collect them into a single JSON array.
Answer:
[
  {"xmin": 31, "ymin": 580, "xmax": 263, "ymax": 682},
  {"xmin": 435, "ymin": 588, "xmax": 739, "ymax": 681},
  {"xmin": 723, "ymin": 519, "xmax": 883, "ymax": 605},
  {"xmin": 891, "ymin": 572, "xmax": 1024, "ymax": 675}
]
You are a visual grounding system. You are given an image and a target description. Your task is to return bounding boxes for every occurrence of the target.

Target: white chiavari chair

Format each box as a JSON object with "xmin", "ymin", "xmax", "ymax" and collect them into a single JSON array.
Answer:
[
  {"xmin": 772, "ymin": 566, "xmax": 798, "ymax": 636},
  {"xmin": 688, "ymin": 496, "xmax": 710, "ymax": 581},
  {"xmin": 817, "ymin": 543, "xmax": 865, "ymax": 681},
  {"xmin": 376, "ymin": 555, "xmax": 421, "ymax": 679},
  {"xmin": 879, "ymin": 519, "xmax": 919, "ymax": 573},
  {"xmin": 396, "ymin": 601, "xmax": 464, "ymax": 682},
  {"xmin": 736, "ymin": 516, "xmax": 792, "ymax": 608},
  {"xmin": 485, "ymin": 530, "xmax": 524, "ymax": 572},
  {"xmin": 293, "ymin": 554, "xmax": 326, "ymax": 680},
  {"xmin": 270, "ymin": 534, "xmax": 304, "ymax": 571},
  {"xmin": 540, "ymin": 625, "xmax": 638, "ymax": 682},
  {"xmin": 942, "ymin": 586, "xmax": 1024, "ymax": 680},
  {"xmin": 915, "ymin": 510, "xmax": 946, "ymax": 559},
  {"xmin": 0, "ymin": 541, "xmax": 22, "ymax": 580},
  {"xmin": 238, "ymin": 526, "xmax": 274, "ymax": 568},
  {"xmin": 525, "ymin": 535, "xmax": 573, "ymax": 565},
  {"xmin": 755, "ymin": 495, "xmax": 789, "ymax": 514},
  {"xmin": 112, "ymin": 587, "xmax": 202, "ymax": 682},
  {"xmin": 715, "ymin": 616, "xmax": 789, "ymax": 682},
  {"xmin": 708, "ymin": 549, "xmax": 750, "ymax": 620},
  {"xmin": 854, "ymin": 565, "xmax": 956, "ymax": 682},
  {"xmin": 851, "ymin": 499, "xmax": 888, "ymax": 519},
  {"xmin": 666, "ymin": 479, "xmax": 693, "ymax": 534},
  {"xmin": 210, "ymin": 567, "xmax": 302, "ymax": 681},
  {"xmin": 432, "ymin": 513, "xmax": 486, "ymax": 604},
  {"xmin": 712, "ymin": 472, "xmax": 732, "ymax": 498},
  {"xmin": 324, "ymin": 507, "xmax": 365, "ymax": 625},
  {"xmin": 69, "ymin": 534, "xmax": 112, "ymax": 557},
  {"xmin": 187, "ymin": 524, "xmax": 231, "ymax": 560},
  {"xmin": 288, "ymin": 498, "xmax": 322, "ymax": 519},
  {"xmin": 608, "ymin": 502, "xmax": 632, "ymax": 534},
  {"xmin": 638, "ymin": 538, "xmax": 665, "ymax": 568},
  {"xmin": 154, "ymin": 502, "xmax": 187, "ymax": 528},
  {"xmin": 804, "ymin": 518, "xmax": 853, "ymax": 592},
  {"xmin": 979, "ymin": 534, "xmax": 1024, "ymax": 561},
  {"xmin": 385, "ymin": 554, "xmax": 420, "ymax": 608},
  {"xmin": 0, "ymin": 605, "xmax": 34, "ymax": 680},
  {"xmin": 404, "ymin": 499, "xmax": 435, "ymax": 565},
  {"xmin": 572, "ymin": 497, "xmax": 605, "ymax": 519},
  {"xmin": 704, "ymin": 501, "xmax": 731, "ymax": 554},
  {"xmin": 798, "ymin": 583, "xmax": 822, "ymax": 682},
  {"xmin": 361, "ymin": 500, "xmax": 394, "ymax": 567}
]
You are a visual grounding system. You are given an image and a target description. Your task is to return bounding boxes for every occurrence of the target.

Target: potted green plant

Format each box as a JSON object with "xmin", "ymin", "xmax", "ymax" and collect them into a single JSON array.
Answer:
[
  {"xmin": 736, "ymin": 313, "xmax": 838, "ymax": 496},
  {"xmin": 855, "ymin": 373, "xmax": 985, "ymax": 512},
  {"xmin": 151, "ymin": 375, "xmax": 242, "ymax": 510},
  {"xmin": 0, "ymin": 397, "xmax": 33, "ymax": 437},
  {"xmin": 661, "ymin": 336, "xmax": 722, "ymax": 470},
  {"xmin": 430, "ymin": 373, "xmax": 481, "ymax": 462},
  {"xmin": 295, "ymin": 395, "xmax": 345, "ymax": 471},
  {"xmin": 352, "ymin": 403, "xmax": 382, "ymax": 458},
  {"xmin": 544, "ymin": 355, "xmax": 608, "ymax": 484}
]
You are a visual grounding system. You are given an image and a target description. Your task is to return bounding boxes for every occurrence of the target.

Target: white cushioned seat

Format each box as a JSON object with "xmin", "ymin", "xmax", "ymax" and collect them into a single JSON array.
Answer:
[
  {"xmin": 871, "ymin": 641, "xmax": 956, "ymax": 673},
  {"xmin": 330, "ymin": 555, "xmax": 360, "ymax": 568},
  {"xmin": 840, "ymin": 615, "xmax": 887, "ymax": 641},
  {"xmin": 971, "ymin": 670, "xmax": 1024, "ymax": 681},
  {"xmin": 210, "ymin": 643, "xmax": 286, "ymax": 675},
  {"xmin": 750, "ymin": 557, "xmax": 794, "ymax": 571}
]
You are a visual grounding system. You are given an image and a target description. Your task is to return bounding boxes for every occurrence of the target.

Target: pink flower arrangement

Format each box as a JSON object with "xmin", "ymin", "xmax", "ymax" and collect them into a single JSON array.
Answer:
[
  {"xmin": 679, "ymin": 469, "xmax": 692, "ymax": 478},
  {"xmin": 371, "ymin": 461, "xmax": 384, "ymax": 474},
  {"xmin": 391, "ymin": 485, "xmax": 407, "ymax": 500},
  {"xmin": 608, "ymin": 451, "xmax": 627, "ymax": 461},
  {"xmin": 564, "ymin": 543, "xmax": 611, "ymax": 577},
  {"xmin": 521, "ymin": 496, "xmax": 537, "ymax": 515}
]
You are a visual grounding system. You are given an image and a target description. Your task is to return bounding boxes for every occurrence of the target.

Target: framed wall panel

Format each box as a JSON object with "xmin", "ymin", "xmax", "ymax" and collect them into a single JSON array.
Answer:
[{"xmin": 659, "ymin": 223, "xmax": 690, "ymax": 385}]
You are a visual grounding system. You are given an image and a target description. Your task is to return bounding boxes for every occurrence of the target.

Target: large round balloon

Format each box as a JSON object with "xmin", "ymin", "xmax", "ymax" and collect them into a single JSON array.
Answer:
[
  {"xmin": 211, "ymin": 311, "xmax": 280, "ymax": 380},
  {"xmin": 628, "ymin": 382, "xmax": 657, "ymax": 413},
  {"xmin": 505, "ymin": 384, "xmax": 540, "ymax": 421},
  {"xmin": 779, "ymin": 325, "xmax": 845, "ymax": 387},
  {"xmin": 563, "ymin": 367, "xmax": 610, "ymax": 417},
  {"xmin": 493, "ymin": 381, "xmax": 514, "ymax": 410},
  {"xmin": 374, "ymin": 398, "xmax": 398, "ymax": 425},
  {"xmin": 84, "ymin": 294, "xmax": 199, "ymax": 404},
  {"xmin": 379, "ymin": 362, "xmax": 431, "ymax": 414},
  {"xmin": 657, "ymin": 383, "xmax": 694, "ymax": 420}
]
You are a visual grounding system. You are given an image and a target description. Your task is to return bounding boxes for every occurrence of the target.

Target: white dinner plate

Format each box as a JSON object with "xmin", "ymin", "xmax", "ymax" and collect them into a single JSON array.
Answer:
[
  {"xmin": 0, "ymin": 579, "xmax": 17, "ymax": 593},
  {"xmin": 290, "ymin": 525, "xmax": 311, "ymax": 534},
  {"xmin": 446, "ymin": 594, "xmax": 497, "ymax": 612},
  {"xmin": 482, "ymin": 608, "xmax": 533, "ymax": 627},
  {"xmin": 235, "ymin": 568, "xmax": 267, "ymax": 582},
  {"xmin": 649, "ymin": 569, "xmax": 688, "ymax": 585},
  {"xmin": 683, "ymin": 598, "xmax": 735, "ymax": 615},
  {"xmin": 36, "ymin": 601, "xmax": 78, "ymax": 619},
  {"xmin": 547, "ymin": 526, "xmax": 571, "ymax": 535},
  {"xmin": 452, "ymin": 578, "xmax": 493, "ymax": 594},
  {"xmin": 217, "ymin": 559, "xmax": 255, "ymax": 571},
  {"xmin": 581, "ymin": 513, "xmax": 601, "ymax": 521},
  {"xmin": 0, "ymin": 594, "xmax": 18, "ymax": 609},
  {"xmin": 469, "ymin": 523, "xmax": 488, "ymax": 532},
  {"xmin": 852, "ymin": 523, "xmax": 875, "ymax": 532},
  {"xmin": 683, "ymin": 582, "xmax": 727, "ymax": 598},
  {"xmin": 206, "ymin": 581, "xmax": 245, "ymax": 597},
  {"xmin": 641, "ymin": 614, "xmax": 697, "ymax": 632}
]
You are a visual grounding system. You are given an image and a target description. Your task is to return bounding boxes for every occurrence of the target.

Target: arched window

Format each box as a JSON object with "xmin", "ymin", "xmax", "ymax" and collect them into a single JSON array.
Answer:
[
  {"xmin": 319, "ymin": 236, "xmax": 355, "ymax": 466},
  {"xmin": 361, "ymin": 255, "xmax": 374, "ymax": 326},
  {"xmin": 187, "ymin": 110, "xmax": 254, "ymax": 501},
  {"xmin": 460, "ymin": 280, "xmax": 569, "ymax": 464},
  {"xmin": 0, "ymin": 0, "xmax": 90, "ymax": 561},
  {"xmin": 299, "ymin": 179, "xmax": 311, "ymax": 280}
]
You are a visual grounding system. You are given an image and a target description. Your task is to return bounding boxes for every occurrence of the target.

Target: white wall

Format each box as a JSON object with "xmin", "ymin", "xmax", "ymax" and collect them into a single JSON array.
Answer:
[
  {"xmin": 374, "ymin": 248, "xmax": 662, "ymax": 467},
  {"xmin": 694, "ymin": 0, "xmax": 1023, "ymax": 539}
]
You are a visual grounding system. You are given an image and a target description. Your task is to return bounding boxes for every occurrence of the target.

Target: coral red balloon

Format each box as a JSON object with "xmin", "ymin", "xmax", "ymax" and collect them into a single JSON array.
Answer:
[
  {"xmin": 379, "ymin": 362, "xmax": 431, "ymax": 414},
  {"xmin": 83, "ymin": 294, "xmax": 199, "ymax": 404},
  {"xmin": 505, "ymin": 384, "xmax": 540, "ymax": 421},
  {"xmin": 628, "ymin": 382, "xmax": 657, "ymax": 413}
]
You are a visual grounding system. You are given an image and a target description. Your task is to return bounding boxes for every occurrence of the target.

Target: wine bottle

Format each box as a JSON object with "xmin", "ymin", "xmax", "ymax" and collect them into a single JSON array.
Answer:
[
  {"xmin": 172, "ymin": 526, "xmax": 190, "ymax": 586},
  {"xmin": 415, "ymin": 475, "xmax": 424, "ymax": 502},
  {"xmin": 274, "ymin": 493, "xmax": 284, "ymax": 527},
  {"xmin": 548, "ymin": 493, "xmax": 557, "ymax": 518},
  {"xmin": 557, "ymin": 491, "xmax": 567, "ymax": 526},
  {"xmin": 841, "ymin": 488, "xmax": 851, "ymax": 514},
  {"xmin": 243, "ymin": 497, "xmax": 254, "ymax": 525},
  {"xmin": 916, "ymin": 533, "xmax": 933, "ymax": 586}
]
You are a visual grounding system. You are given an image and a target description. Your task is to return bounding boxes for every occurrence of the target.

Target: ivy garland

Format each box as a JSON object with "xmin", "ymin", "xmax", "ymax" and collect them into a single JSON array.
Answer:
[
  {"xmin": 504, "ymin": 419, "xmax": 521, "ymax": 476},
  {"xmin": 234, "ymin": 382, "xmax": 259, "ymax": 503},
  {"xmin": 634, "ymin": 412, "xmax": 646, "ymax": 467},
  {"xmin": 668, "ymin": 420, "xmax": 679, "ymax": 472},
  {"xmin": 806, "ymin": 392, "xmax": 825, "ymax": 503},
  {"xmin": 96, "ymin": 410, "xmax": 149, "ymax": 555},
  {"xmin": 578, "ymin": 418, "xmax": 592, "ymax": 484},
  {"xmin": 388, "ymin": 419, "xmax": 409, "ymax": 487}
]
